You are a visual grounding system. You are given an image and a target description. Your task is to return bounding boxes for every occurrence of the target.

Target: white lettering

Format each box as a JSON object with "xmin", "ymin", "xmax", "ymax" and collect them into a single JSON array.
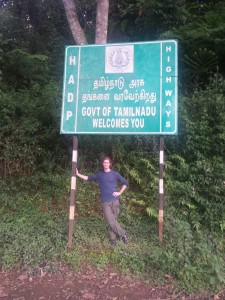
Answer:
[
  {"xmin": 68, "ymin": 75, "xmax": 75, "ymax": 84},
  {"xmin": 102, "ymin": 107, "xmax": 111, "ymax": 116},
  {"xmin": 166, "ymin": 46, "xmax": 171, "ymax": 52},
  {"xmin": 165, "ymin": 90, "xmax": 172, "ymax": 96},
  {"xmin": 82, "ymin": 93, "xmax": 110, "ymax": 103},
  {"xmin": 166, "ymin": 101, "xmax": 172, "ymax": 107},
  {"xmin": 114, "ymin": 106, "xmax": 156, "ymax": 117},
  {"xmin": 93, "ymin": 76, "xmax": 125, "ymax": 90},
  {"xmin": 166, "ymin": 121, "xmax": 171, "ymax": 127},
  {"xmin": 114, "ymin": 90, "xmax": 156, "ymax": 104},
  {"xmin": 92, "ymin": 118, "xmax": 129, "ymax": 128},
  {"xmin": 166, "ymin": 111, "xmax": 171, "ymax": 117},
  {"xmin": 82, "ymin": 107, "xmax": 101, "ymax": 117},
  {"xmin": 131, "ymin": 118, "xmax": 144, "ymax": 128},
  {"xmin": 69, "ymin": 56, "xmax": 76, "ymax": 65},
  {"xmin": 166, "ymin": 77, "xmax": 172, "ymax": 83},
  {"xmin": 129, "ymin": 79, "xmax": 145, "ymax": 88},
  {"xmin": 68, "ymin": 93, "xmax": 74, "ymax": 102},
  {"xmin": 66, "ymin": 111, "xmax": 72, "ymax": 120},
  {"xmin": 166, "ymin": 66, "xmax": 171, "ymax": 73}
]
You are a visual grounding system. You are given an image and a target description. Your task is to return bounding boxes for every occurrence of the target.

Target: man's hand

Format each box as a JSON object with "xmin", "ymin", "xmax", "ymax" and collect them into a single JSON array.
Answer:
[
  {"xmin": 76, "ymin": 169, "xmax": 88, "ymax": 181},
  {"xmin": 113, "ymin": 185, "xmax": 127, "ymax": 197},
  {"xmin": 113, "ymin": 191, "xmax": 121, "ymax": 197}
]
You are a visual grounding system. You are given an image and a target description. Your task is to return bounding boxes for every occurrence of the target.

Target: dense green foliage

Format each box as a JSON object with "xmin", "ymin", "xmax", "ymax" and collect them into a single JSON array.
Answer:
[
  {"xmin": 0, "ymin": 178, "xmax": 224, "ymax": 293},
  {"xmin": 0, "ymin": 0, "xmax": 225, "ymax": 295}
]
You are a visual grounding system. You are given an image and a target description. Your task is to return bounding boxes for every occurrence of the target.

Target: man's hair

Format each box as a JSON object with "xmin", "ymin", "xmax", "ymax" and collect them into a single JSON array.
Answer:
[{"xmin": 100, "ymin": 155, "xmax": 112, "ymax": 169}]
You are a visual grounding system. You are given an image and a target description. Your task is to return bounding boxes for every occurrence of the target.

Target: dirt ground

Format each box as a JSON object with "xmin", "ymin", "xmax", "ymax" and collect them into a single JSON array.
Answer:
[{"xmin": 0, "ymin": 265, "xmax": 224, "ymax": 300}]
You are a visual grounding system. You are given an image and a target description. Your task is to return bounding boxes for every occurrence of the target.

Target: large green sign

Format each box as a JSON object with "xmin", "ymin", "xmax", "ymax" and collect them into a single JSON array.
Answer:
[{"xmin": 61, "ymin": 40, "xmax": 178, "ymax": 135}]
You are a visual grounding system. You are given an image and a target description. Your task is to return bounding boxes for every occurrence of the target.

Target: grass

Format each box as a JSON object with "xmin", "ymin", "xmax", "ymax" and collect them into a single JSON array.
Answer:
[{"xmin": 0, "ymin": 175, "xmax": 224, "ymax": 295}]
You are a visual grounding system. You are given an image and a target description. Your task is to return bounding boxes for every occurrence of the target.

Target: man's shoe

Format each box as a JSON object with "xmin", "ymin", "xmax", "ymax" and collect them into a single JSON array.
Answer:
[
  {"xmin": 109, "ymin": 239, "xmax": 116, "ymax": 247},
  {"xmin": 122, "ymin": 234, "xmax": 128, "ymax": 244}
]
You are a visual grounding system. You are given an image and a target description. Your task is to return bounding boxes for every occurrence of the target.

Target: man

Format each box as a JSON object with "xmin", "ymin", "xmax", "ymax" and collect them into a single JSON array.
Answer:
[{"xmin": 76, "ymin": 155, "xmax": 128, "ymax": 246}]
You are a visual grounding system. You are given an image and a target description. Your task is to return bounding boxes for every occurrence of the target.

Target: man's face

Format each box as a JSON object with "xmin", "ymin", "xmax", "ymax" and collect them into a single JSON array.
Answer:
[{"xmin": 103, "ymin": 159, "xmax": 111, "ymax": 171}]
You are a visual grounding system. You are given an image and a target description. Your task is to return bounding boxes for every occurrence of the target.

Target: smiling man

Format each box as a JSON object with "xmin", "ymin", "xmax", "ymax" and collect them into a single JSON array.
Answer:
[{"xmin": 76, "ymin": 155, "xmax": 128, "ymax": 246}]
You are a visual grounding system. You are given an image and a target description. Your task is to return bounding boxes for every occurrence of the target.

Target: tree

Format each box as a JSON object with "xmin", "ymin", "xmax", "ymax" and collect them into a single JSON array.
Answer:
[
  {"xmin": 161, "ymin": 0, "xmax": 225, "ymax": 86},
  {"xmin": 62, "ymin": 0, "xmax": 109, "ymax": 45},
  {"xmin": 62, "ymin": 0, "xmax": 87, "ymax": 45}
]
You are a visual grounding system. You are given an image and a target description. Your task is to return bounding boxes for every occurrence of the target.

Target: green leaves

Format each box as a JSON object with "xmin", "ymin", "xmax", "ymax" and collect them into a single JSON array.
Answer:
[
  {"xmin": 3, "ymin": 49, "xmax": 50, "ymax": 89},
  {"xmin": 165, "ymin": 74, "xmax": 225, "ymax": 232},
  {"xmin": 0, "ymin": 79, "xmax": 65, "ymax": 177},
  {"xmin": 183, "ymin": 48, "xmax": 218, "ymax": 83},
  {"xmin": 0, "ymin": 207, "xmax": 66, "ymax": 269}
]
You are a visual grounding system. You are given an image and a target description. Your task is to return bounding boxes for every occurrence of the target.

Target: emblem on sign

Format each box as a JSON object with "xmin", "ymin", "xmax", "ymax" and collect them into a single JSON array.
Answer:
[{"xmin": 105, "ymin": 45, "xmax": 134, "ymax": 74}]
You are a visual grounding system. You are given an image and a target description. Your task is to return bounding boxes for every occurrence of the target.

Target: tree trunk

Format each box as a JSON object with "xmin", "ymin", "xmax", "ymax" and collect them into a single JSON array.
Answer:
[
  {"xmin": 95, "ymin": 0, "xmax": 109, "ymax": 44},
  {"xmin": 62, "ymin": 0, "xmax": 87, "ymax": 45}
]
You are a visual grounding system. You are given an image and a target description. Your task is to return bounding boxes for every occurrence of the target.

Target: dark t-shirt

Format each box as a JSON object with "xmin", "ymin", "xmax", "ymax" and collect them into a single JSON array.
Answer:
[{"xmin": 88, "ymin": 170, "xmax": 128, "ymax": 202}]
